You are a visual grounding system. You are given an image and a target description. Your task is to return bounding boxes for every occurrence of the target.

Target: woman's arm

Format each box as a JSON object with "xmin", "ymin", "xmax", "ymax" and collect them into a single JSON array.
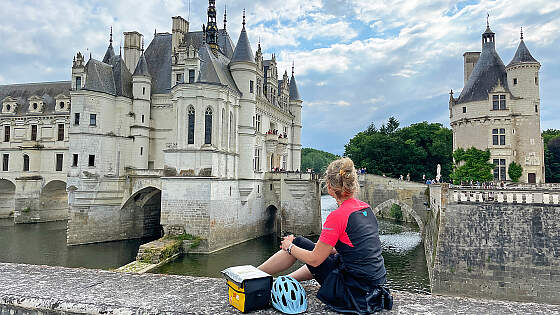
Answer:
[{"xmin": 281, "ymin": 236, "xmax": 332, "ymax": 267}]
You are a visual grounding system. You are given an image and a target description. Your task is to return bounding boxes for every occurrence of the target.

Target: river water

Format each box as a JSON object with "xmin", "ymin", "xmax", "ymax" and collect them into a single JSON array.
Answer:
[
  {"xmin": 0, "ymin": 195, "xmax": 429, "ymax": 294},
  {"xmin": 153, "ymin": 196, "xmax": 430, "ymax": 294}
]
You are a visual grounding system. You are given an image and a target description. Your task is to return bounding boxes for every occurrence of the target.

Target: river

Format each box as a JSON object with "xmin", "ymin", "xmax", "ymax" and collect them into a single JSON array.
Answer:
[
  {"xmin": 152, "ymin": 196, "xmax": 430, "ymax": 294},
  {"xmin": 0, "ymin": 195, "xmax": 429, "ymax": 294}
]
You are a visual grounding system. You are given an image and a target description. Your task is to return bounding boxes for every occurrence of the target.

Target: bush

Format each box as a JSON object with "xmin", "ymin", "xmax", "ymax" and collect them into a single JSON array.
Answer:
[
  {"xmin": 508, "ymin": 161, "xmax": 523, "ymax": 183},
  {"xmin": 390, "ymin": 204, "xmax": 403, "ymax": 222}
]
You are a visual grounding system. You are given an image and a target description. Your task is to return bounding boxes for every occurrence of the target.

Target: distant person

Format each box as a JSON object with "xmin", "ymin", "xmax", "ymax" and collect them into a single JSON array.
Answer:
[
  {"xmin": 399, "ymin": 174, "xmax": 403, "ymax": 180},
  {"xmin": 406, "ymin": 173, "xmax": 410, "ymax": 181},
  {"xmin": 422, "ymin": 174, "xmax": 426, "ymax": 181},
  {"xmin": 258, "ymin": 157, "xmax": 392, "ymax": 313}
]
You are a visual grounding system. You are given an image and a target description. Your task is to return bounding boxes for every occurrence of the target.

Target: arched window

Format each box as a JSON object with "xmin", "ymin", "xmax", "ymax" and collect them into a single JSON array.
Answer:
[
  {"xmin": 187, "ymin": 106, "xmax": 195, "ymax": 144},
  {"xmin": 205, "ymin": 107, "xmax": 213, "ymax": 145},
  {"xmin": 23, "ymin": 154, "xmax": 29, "ymax": 172},
  {"xmin": 229, "ymin": 112, "xmax": 234, "ymax": 150},
  {"xmin": 222, "ymin": 108, "xmax": 226, "ymax": 147}
]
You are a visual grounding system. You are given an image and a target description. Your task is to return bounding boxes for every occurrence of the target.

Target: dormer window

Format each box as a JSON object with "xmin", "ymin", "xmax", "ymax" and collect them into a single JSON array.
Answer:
[
  {"xmin": 492, "ymin": 94, "xmax": 506, "ymax": 110},
  {"xmin": 2, "ymin": 96, "xmax": 17, "ymax": 114},
  {"xmin": 54, "ymin": 94, "xmax": 70, "ymax": 112},
  {"xmin": 27, "ymin": 96, "xmax": 44, "ymax": 113}
]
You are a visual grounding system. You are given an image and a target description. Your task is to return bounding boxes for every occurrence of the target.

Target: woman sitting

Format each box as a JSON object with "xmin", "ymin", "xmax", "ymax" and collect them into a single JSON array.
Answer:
[{"xmin": 258, "ymin": 157, "xmax": 392, "ymax": 313}]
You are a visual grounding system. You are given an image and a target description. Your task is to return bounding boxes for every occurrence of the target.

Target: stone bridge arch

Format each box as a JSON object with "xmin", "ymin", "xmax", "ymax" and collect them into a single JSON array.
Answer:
[
  {"xmin": 373, "ymin": 198, "xmax": 425, "ymax": 233},
  {"xmin": 0, "ymin": 179, "xmax": 16, "ymax": 219},
  {"xmin": 265, "ymin": 204, "xmax": 280, "ymax": 236},
  {"xmin": 120, "ymin": 186, "xmax": 163, "ymax": 240}
]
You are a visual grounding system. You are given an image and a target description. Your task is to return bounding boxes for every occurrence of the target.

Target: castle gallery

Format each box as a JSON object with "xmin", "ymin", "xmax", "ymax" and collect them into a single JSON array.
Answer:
[
  {"xmin": 450, "ymin": 23, "xmax": 545, "ymax": 184},
  {"xmin": 0, "ymin": 1, "xmax": 324, "ymax": 250}
]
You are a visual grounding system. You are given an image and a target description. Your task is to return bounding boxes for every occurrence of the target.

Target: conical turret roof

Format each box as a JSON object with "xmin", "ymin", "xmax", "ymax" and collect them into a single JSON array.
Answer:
[
  {"xmin": 289, "ymin": 73, "xmax": 301, "ymax": 101},
  {"xmin": 457, "ymin": 26, "xmax": 507, "ymax": 104},
  {"xmin": 507, "ymin": 40, "xmax": 538, "ymax": 67},
  {"xmin": 231, "ymin": 26, "xmax": 254, "ymax": 63},
  {"xmin": 102, "ymin": 43, "xmax": 116, "ymax": 64},
  {"xmin": 133, "ymin": 52, "xmax": 151, "ymax": 77}
]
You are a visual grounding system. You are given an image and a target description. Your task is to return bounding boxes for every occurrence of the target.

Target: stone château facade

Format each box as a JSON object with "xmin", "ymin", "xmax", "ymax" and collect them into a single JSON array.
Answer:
[
  {"xmin": 449, "ymin": 22, "xmax": 545, "ymax": 183},
  {"xmin": 0, "ymin": 1, "xmax": 321, "ymax": 252},
  {"xmin": 0, "ymin": 82, "xmax": 71, "ymax": 221},
  {"xmin": 63, "ymin": 1, "xmax": 318, "ymax": 250}
]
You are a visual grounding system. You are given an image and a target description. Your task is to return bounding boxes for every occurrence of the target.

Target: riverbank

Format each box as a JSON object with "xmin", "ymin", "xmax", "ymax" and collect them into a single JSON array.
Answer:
[{"xmin": 1, "ymin": 263, "xmax": 558, "ymax": 314}]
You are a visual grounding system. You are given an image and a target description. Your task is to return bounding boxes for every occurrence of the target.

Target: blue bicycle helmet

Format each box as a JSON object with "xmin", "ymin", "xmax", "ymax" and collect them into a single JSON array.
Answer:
[{"xmin": 271, "ymin": 276, "xmax": 307, "ymax": 314}]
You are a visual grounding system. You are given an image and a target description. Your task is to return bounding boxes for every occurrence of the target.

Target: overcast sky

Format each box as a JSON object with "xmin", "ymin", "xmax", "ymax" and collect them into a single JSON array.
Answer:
[{"xmin": 0, "ymin": 0, "xmax": 559, "ymax": 155}]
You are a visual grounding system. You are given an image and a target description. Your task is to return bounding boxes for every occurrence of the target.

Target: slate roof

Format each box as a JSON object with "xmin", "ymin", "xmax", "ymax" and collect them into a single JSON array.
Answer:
[
  {"xmin": 82, "ymin": 55, "xmax": 133, "ymax": 98},
  {"xmin": 197, "ymin": 44, "xmax": 239, "ymax": 92},
  {"xmin": 133, "ymin": 52, "xmax": 151, "ymax": 77},
  {"xmin": 289, "ymin": 74, "xmax": 301, "ymax": 101},
  {"xmin": 144, "ymin": 33, "xmax": 172, "ymax": 94},
  {"xmin": 231, "ymin": 26, "xmax": 254, "ymax": 63},
  {"xmin": 83, "ymin": 59, "xmax": 116, "ymax": 95},
  {"xmin": 102, "ymin": 43, "xmax": 116, "ymax": 64},
  {"xmin": 456, "ymin": 33, "xmax": 508, "ymax": 104},
  {"xmin": 110, "ymin": 55, "xmax": 133, "ymax": 98},
  {"xmin": 0, "ymin": 81, "xmax": 71, "ymax": 115},
  {"xmin": 182, "ymin": 30, "xmax": 235, "ymax": 59},
  {"xmin": 507, "ymin": 40, "xmax": 538, "ymax": 67}
]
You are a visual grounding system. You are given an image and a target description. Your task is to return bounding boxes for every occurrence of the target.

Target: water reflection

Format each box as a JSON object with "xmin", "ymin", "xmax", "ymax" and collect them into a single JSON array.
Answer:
[{"xmin": 0, "ymin": 219, "xmax": 152, "ymax": 270}]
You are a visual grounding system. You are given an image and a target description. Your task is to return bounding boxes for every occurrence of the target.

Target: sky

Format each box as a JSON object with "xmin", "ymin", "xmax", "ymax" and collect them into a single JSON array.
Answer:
[{"xmin": 0, "ymin": 0, "xmax": 559, "ymax": 155}]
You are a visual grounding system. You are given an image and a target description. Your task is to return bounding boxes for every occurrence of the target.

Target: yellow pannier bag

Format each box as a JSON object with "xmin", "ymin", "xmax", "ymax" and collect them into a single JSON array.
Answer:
[{"xmin": 222, "ymin": 265, "xmax": 273, "ymax": 313}]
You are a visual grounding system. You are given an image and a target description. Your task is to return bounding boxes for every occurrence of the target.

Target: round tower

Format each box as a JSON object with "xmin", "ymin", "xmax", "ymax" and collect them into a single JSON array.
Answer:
[
  {"xmin": 131, "ymin": 47, "xmax": 152, "ymax": 169},
  {"xmin": 506, "ymin": 28, "xmax": 541, "ymax": 106},
  {"xmin": 288, "ymin": 63, "xmax": 302, "ymax": 172},
  {"xmin": 230, "ymin": 10, "xmax": 257, "ymax": 179}
]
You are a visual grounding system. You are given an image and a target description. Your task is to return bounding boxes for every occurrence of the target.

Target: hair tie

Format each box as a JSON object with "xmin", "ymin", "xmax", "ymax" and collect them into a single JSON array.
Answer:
[{"xmin": 339, "ymin": 169, "xmax": 345, "ymax": 177}]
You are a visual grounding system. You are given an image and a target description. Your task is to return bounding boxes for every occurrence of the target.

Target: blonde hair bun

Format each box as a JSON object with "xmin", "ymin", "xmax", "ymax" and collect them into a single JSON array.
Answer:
[{"xmin": 324, "ymin": 157, "xmax": 359, "ymax": 199}]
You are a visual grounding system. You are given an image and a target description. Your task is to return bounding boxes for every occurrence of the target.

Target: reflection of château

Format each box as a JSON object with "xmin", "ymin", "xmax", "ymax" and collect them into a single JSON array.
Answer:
[{"xmin": 449, "ymin": 22, "xmax": 544, "ymax": 183}]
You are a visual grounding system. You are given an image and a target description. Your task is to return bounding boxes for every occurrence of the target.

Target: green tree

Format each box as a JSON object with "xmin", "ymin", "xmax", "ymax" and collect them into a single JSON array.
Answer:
[
  {"xmin": 301, "ymin": 148, "xmax": 339, "ymax": 174},
  {"xmin": 543, "ymin": 130, "xmax": 560, "ymax": 183},
  {"xmin": 344, "ymin": 118, "xmax": 453, "ymax": 181},
  {"xmin": 508, "ymin": 161, "xmax": 523, "ymax": 183},
  {"xmin": 546, "ymin": 137, "xmax": 560, "ymax": 183},
  {"xmin": 450, "ymin": 147, "xmax": 494, "ymax": 184},
  {"xmin": 389, "ymin": 204, "xmax": 403, "ymax": 222}
]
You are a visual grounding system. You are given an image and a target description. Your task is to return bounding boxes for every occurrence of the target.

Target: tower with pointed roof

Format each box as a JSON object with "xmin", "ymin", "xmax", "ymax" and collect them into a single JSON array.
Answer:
[
  {"xmin": 131, "ymin": 42, "xmax": 152, "ymax": 169},
  {"xmin": 289, "ymin": 63, "xmax": 302, "ymax": 171},
  {"xmin": 230, "ymin": 9, "xmax": 257, "ymax": 183},
  {"xmin": 450, "ymin": 21, "xmax": 544, "ymax": 183}
]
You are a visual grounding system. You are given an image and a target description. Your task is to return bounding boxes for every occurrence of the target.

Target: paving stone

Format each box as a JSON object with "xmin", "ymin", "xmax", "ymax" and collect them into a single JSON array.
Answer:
[{"xmin": 1, "ymin": 263, "xmax": 560, "ymax": 314}]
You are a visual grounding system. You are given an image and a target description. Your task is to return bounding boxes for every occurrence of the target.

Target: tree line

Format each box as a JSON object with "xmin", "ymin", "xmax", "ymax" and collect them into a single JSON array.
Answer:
[
  {"xmin": 344, "ymin": 117, "xmax": 453, "ymax": 181},
  {"xmin": 305, "ymin": 117, "xmax": 560, "ymax": 183}
]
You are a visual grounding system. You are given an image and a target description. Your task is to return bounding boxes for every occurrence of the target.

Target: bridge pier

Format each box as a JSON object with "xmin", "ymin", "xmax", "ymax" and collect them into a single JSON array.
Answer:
[
  {"xmin": 67, "ymin": 171, "xmax": 321, "ymax": 252},
  {"xmin": 428, "ymin": 184, "xmax": 560, "ymax": 305}
]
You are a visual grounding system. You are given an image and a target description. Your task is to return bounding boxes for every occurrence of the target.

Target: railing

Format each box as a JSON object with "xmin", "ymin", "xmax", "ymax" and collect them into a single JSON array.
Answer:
[
  {"xmin": 450, "ymin": 188, "xmax": 560, "ymax": 205},
  {"xmin": 126, "ymin": 169, "xmax": 165, "ymax": 177},
  {"xmin": 265, "ymin": 171, "xmax": 320, "ymax": 181}
]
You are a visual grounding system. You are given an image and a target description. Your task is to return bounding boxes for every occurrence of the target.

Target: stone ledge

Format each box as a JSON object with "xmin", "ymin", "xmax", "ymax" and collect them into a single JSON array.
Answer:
[{"xmin": 1, "ymin": 263, "xmax": 559, "ymax": 314}]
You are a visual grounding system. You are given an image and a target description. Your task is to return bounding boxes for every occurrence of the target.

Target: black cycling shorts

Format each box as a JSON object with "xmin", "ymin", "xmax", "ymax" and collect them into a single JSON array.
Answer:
[{"xmin": 292, "ymin": 236, "xmax": 338, "ymax": 285}]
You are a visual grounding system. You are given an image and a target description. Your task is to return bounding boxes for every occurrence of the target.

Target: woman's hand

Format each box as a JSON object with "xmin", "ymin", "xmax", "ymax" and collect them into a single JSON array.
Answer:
[{"xmin": 280, "ymin": 234, "xmax": 295, "ymax": 251}]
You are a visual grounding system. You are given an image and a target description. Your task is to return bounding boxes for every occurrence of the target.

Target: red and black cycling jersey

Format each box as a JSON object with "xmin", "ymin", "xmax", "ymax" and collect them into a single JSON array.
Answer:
[{"xmin": 319, "ymin": 198, "xmax": 386, "ymax": 282}]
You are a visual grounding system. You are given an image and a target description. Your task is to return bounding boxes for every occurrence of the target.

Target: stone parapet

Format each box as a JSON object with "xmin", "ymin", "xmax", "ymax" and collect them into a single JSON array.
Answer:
[
  {"xmin": 449, "ymin": 187, "xmax": 560, "ymax": 204},
  {"xmin": 1, "ymin": 263, "xmax": 559, "ymax": 314}
]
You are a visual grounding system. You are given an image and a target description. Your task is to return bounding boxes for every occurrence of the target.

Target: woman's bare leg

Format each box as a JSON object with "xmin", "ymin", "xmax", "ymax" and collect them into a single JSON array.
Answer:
[
  {"xmin": 288, "ymin": 265, "xmax": 313, "ymax": 281},
  {"xmin": 258, "ymin": 250, "xmax": 297, "ymax": 274}
]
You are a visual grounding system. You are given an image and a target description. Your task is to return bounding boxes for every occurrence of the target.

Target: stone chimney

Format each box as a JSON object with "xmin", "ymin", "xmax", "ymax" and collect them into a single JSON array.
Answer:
[
  {"xmin": 463, "ymin": 52, "xmax": 481, "ymax": 85},
  {"xmin": 124, "ymin": 31, "xmax": 143, "ymax": 73},
  {"xmin": 172, "ymin": 16, "xmax": 189, "ymax": 52}
]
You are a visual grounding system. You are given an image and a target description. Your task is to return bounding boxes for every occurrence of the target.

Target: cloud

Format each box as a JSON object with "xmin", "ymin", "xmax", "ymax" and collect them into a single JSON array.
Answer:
[{"xmin": 0, "ymin": 0, "xmax": 559, "ymax": 156}]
